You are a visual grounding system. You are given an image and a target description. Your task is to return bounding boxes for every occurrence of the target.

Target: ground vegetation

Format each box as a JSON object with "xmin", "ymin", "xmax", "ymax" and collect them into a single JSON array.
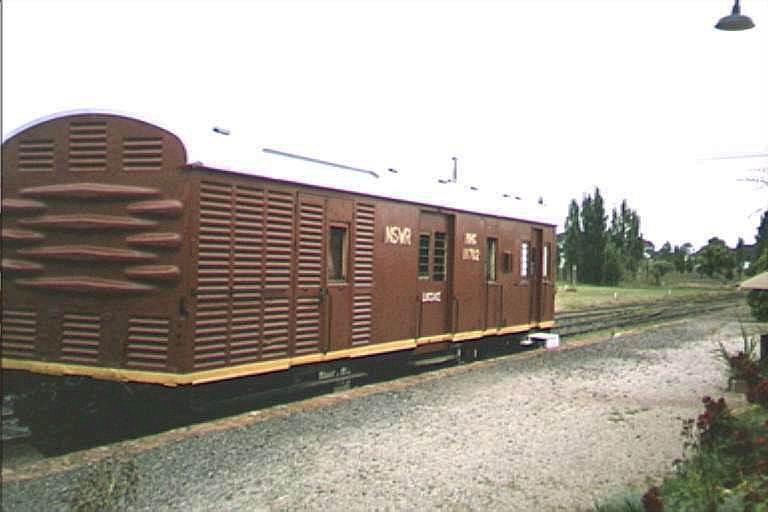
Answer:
[{"xmin": 595, "ymin": 326, "xmax": 768, "ymax": 512}]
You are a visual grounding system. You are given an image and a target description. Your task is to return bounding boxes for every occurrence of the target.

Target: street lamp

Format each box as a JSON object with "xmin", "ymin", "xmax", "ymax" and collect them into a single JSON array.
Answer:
[{"xmin": 716, "ymin": 0, "xmax": 755, "ymax": 31}]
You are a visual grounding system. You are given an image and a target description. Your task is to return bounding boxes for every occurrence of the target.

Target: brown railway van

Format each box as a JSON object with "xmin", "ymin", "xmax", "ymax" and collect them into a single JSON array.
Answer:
[{"xmin": 1, "ymin": 111, "xmax": 556, "ymax": 389}]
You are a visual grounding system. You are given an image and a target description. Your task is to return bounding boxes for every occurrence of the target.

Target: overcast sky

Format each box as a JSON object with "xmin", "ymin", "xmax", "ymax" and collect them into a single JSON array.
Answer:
[{"xmin": 3, "ymin": 0, "xmax": 767, "ymax": 249}]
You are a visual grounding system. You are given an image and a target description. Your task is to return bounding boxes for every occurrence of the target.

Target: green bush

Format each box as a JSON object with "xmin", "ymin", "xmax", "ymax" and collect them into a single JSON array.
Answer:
[
  {"xmin": 714, "ymin": 330, "xmax": 765, "ymax": 387},
  {"xmin": 593, "ymin": 490, "xmax": 645, "ymax": 512},
  {"xmin": 645, "ymin": 399, "xmax": 768, "ymax": 511},
  {"xmin": 747, "ymin": 290, "xmax": 768, "ymax": 322},
  {"xmin": 747, "ymin": 250, "xmax": 768, "ymax": 321}
]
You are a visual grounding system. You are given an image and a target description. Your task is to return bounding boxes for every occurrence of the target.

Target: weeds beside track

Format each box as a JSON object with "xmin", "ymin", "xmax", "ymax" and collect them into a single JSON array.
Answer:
[{"xmin": 555, "ymin": 291, "xmax": 743, "ymax": 338}]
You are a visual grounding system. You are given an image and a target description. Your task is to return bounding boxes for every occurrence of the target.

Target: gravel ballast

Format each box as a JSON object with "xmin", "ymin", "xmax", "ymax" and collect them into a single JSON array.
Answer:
[{"xmin": 1, "ymin": 310, "xmax": 752, "ymax": 511}]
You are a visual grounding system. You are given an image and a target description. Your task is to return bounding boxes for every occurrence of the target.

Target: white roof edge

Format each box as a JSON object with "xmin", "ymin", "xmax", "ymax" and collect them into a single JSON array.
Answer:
[
  {"xmin": 3, "ymin": 109, "xmax": 558, "ymax": 227},
  {"xmin": 2, "ymin": 109, "xmax": 179, "ymax": 144}
]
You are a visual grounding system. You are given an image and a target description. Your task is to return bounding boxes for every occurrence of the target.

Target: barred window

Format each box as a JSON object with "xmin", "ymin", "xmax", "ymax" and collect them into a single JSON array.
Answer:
[
  {"xmin": 433, "ymin": 232, "xmax": 447, "ymax": 281},
  {"xmin": 418, "ymin": 234, "xmax": 430, "ymax": 279}
]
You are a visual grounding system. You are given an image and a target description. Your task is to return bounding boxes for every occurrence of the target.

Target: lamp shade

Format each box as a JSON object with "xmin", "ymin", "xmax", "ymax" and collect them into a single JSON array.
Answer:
[
  {"xmin": 716, "ymin": 1, "xmax": 755, "ymax": 30},
  {"xmin": 716, "ymin": 13, "xmax": 756, "ymax": 30}
]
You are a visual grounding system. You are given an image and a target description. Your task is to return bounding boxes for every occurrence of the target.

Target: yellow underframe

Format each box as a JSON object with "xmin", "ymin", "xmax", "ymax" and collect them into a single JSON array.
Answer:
[{"xmin": 1, "ymin": 320, "xmax": 555, "ymax": 387}]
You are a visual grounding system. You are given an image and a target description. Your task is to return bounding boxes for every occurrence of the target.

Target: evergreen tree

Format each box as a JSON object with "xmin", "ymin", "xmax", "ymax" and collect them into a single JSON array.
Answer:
[
  {"xmin": 756, "ymin": 211, "xmax": 768, "ymax": 264},
  {"xmin": 747, "ymin": 246, "xmax": 768, "ymax": 321},
  {"xmin": 607, "ymin": 199, "xmax": 644, "ymax": 279},
  {"xmin": 609, "ymin": 207, "xmax": 622, "ymax": 250},
  {"xmin": 563, "ymin": 200, "xmax": 581, "ymax": 283},
  {"xmin": 579, "ymin": 187, "xmax": 607, "ymax": 284},
  {"xmin": 563, "ymin": 190, "xmax": 644, "ymax": 285},
  {"xmin": 603, "ymin": 241, "xmax": 623, "ymax": 285},
  {"xmin": 578, "ymin": 193, "xmax": 594, "ymax": 283},
  {"xmin": 625, "ymin": 209, "xmax": 644, "ymax": 277}
]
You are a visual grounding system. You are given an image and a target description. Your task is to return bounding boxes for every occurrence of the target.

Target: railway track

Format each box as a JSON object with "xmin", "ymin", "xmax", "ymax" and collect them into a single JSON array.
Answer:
[
  {"xmin": 1, "ymin": 291, "xmax": 744, "ymax": 452},
  {"xmin": 554, "ymin": 291, "xmax": 743, "ymax": 337}
]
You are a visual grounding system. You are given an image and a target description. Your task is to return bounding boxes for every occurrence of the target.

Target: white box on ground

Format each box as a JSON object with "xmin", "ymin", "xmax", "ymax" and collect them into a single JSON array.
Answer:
[{"xmin": 528, "ymin": 332, "xmax": 560, "ymax": 350}]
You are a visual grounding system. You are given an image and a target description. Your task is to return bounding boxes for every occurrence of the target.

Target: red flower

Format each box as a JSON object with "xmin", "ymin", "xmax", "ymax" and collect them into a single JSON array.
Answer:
[
  {"xmin": 757, "ymin": 436, "xmax": 767, "ymax": 446},
  {"xmin": 641, "ymin": 486, "xmax": 663, "ymax": 512}
]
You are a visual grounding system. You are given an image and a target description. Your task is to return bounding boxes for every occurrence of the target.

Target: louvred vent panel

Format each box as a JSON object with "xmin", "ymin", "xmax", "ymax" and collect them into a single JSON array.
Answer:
[
  {"xmin": 354, "ymin": 203, "xmax": 375, "ymax": 286},
  {"xmin": 229, "ymin": 300, "xmax": 262, "ymax": 364},
  {"xmin": 60, "ymin": 313, "xmax": 100, "ymax": 363},
  {"xmin": 18, "ymin": 139, "xmax": 55, "ymax": 172},
  {"xmin": 197, "ymin": 181, "xmax": 232, "ymax": 302},
  {"xmin": 1, "ymin": 309, "xmax": 37, "ymax": 358},
  {"xmin": 194, "ymin": 181, "xmax": 298, "ymax": 368},
  {"xmin": 232, "ymin": 186, "xmax": 264, "ymax": 301},
  {"xmin": 122, "ymin": 137, "xmax": 163, "ymax": 171},
  {"xmin": 68, "ymin": 122, "xmax": 107, "ymax": 172},
  {"xmin": 295, "ymin": 297, "xmax": 322, "ymax": 354},
  {"xmin": 229, "ymin": 185, "xmax": 265, "ymax": 364},
  {"xmin": 265, "ymin": 191, "xmax": 294, "ymax": 290},
  {"xmin": 352, "ymin": 294, "xmax": 373, "ymax": 346},
  {"xmin": 126, "ymin": 317, "xmax": 170, "ymax": 369},
  {"xmin": 193, "ymin": 307, "xmax": 229, "ymax": 369},
  {"xmin": 298, "ymin": 202, "xmax": 324, "ymax": 288},
  {"xmin": 195, "ymin": 181, "xmax": 233, "ymax": 369},
  {"xmin": 262, "ymin": 298, "xmax": 290, "ymax": 360},
  {"xmin": 295, "ymin": 198, "xmax": 325, "ymax": 356}
]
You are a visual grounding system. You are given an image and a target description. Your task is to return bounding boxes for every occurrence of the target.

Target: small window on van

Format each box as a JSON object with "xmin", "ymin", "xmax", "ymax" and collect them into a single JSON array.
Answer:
[
  {"xmin": 502, "ymin": 251, "xmax": 512, "ymax": 274},
  {"xmin": 485, "ymin": 238, "xmax": 498, "ymax": 282},
  {"xmin": 433, "ymin": 232, "xmax": 447, "ymax": 281},
  {"xmin": 521, "ymin": 242, "xmax": 530, "ymax": 278},
  {"xmin": 329, "ymin": 226, "xmax": 348, "ymax": 281},
  {"xmin": 418, "ymin": 233, "xmax": 431, "ymax": 279}
]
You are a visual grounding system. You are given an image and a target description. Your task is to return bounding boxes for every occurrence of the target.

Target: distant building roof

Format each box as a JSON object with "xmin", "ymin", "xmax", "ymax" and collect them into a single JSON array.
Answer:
[{"xmin": 740, "ymin": 272, "xmax": 768, "ymax": 290}]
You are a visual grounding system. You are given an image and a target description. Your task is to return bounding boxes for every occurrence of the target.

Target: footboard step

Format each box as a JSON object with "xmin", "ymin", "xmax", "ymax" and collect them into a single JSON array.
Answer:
[
  {"xmin": 526, "ymin": 333, "xmax": 560, "ymax": 350},
  {"xmin": 410, "ymin": 354, "xmax": 459, "ymax": 367}
]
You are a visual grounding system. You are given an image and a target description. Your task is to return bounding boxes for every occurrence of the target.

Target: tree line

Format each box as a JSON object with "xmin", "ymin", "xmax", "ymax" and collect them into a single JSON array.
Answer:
[
  {"xmin": 562, "ymin": 187, "xmax": 643, "ymax": 286},
  {"xmin": 561, "ymin": 188, "xmax": 768, "ymax": 286}
]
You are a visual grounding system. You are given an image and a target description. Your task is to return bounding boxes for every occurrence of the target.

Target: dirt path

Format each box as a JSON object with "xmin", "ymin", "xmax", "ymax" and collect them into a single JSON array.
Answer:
[{"xmin": 1, "ymin": 310, "xmax": 752, "ymax": 511}]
